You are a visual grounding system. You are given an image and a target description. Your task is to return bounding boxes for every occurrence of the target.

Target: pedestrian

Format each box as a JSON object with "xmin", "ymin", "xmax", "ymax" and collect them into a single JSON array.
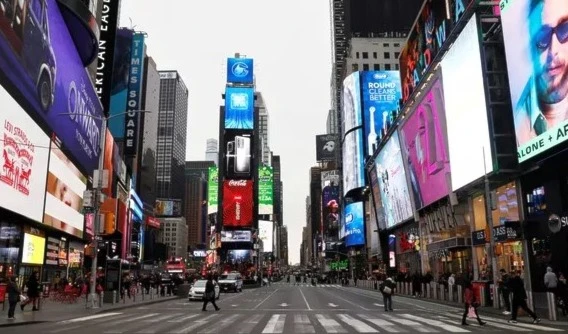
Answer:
[
  {"xmin": 202, "ymin": 274, "xmax": 220, "ymax": 312},
  {"xmin": 508, "ymin": 270, "xmax": 540, "ymax": 324},
  {"xmin": 21, "ymin": 272, "xmax": 40, "ymax": 311},
  {"xmin": 544, "ymin": 266, "xmax": 558, "ymax": 293},
  {"xmin": 6, "ymin": 276, "xmax": 20, "ymax": 319},
  {"xmin": 379, "ymin": 277, "xmax": 395, "ymax": 311},
  {"xmin": 461, "ymin": 281, "xmax": 486, "ymax": 326},
  {"xmin": 499, "ymin": 269, "xmax": 512, "ymax": 315}
]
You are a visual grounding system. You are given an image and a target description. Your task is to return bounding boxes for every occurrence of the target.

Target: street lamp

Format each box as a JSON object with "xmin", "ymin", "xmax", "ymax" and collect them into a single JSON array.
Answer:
[{"xmin": 59, "ymin": 109, "xmax": 151, "ymax": 309}]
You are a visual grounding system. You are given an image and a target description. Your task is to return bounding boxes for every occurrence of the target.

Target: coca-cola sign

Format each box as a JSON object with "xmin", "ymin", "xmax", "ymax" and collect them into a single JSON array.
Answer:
[{"xmin": 223, "ymin": 180, "xmax": 253, "ymax": 227}]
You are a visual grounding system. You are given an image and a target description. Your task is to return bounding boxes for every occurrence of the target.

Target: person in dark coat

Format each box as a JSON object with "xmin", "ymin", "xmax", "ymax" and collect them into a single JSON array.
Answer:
[
  {"xmin": 21, "ymin": 272, "xmax": 40, "ymax": 311},
  {"xmin": 461, "ymin": 281, "xmax": 485, "ymax": 326},
  {"xmin": 379, "ymin": 277, "xmax": 395, "ymax": 311},
  {"xmin": 508, "ymin": 270, "xmax": 540, "ymax": 324},
  {"xmin": 202, "ymin": 274, "xmax": 220, "ymax": 312},
  {"xmin": 7, "ymin": 276, "xmax": 20, "ymax": 319}
]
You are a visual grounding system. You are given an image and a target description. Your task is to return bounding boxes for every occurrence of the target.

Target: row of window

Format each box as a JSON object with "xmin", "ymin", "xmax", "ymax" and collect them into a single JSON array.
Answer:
[
  {"xmin": 356, "ymin": 50, "xmax": 400, "ymax": 60},
  {"xmin": 353, "ymin": 63, "xmax": 400, "ymax": 71}
]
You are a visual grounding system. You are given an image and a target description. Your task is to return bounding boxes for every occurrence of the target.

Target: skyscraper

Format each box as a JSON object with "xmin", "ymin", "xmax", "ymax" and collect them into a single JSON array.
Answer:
[
  {"xmin": 205, "ymin": 138, "xmax": 218, "ymax": 166},
  {"xmin": 185, "ymin": 161, "xmax": 215, "ymax": 248},
  {"xmin": 156, "ymin": 71, "xmax": 189, "ymax": 205},
  {"xmin": 257, "ymin": 92, "xmax": 271, "ymax": 166},
  {"xmin": 271, "ymin": 154, "xmax": 283, "ymax": 226}
]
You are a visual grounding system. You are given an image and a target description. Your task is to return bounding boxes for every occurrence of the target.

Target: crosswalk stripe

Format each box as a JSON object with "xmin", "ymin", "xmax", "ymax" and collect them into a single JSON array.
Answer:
[
  {"xmin": 101, "ymin": 313, "xmax": 159, "ymax": 329},
  {"xmin": 337, "ymin": 314, "xmax": 377, "ymax": 333},
  {"xmin": 382, "ymin": 314, "xmax": 438, "ymax": 332},
  {"xmin": 262, "ymin": 314, "xmax": 286, "ymax": 334},
  {"xmin": 441, "ymin": 312, "xmax": 560, "ymax": 332},
  {"xmin": 142, "ymin": 313, "xmax": 183, "ymax": 323},
  {"xmin": 315, "ymin": 314, "xmax": 347, "ymax": 333},
  {"xmin": 59, "ymin": 312, "xmax": 123, "ymax": 324},
  {"xmin": 168, "ymin": 314, "xmax": 200, "ymax": 323},
  {"xmin": 358, "ymin": 314, "xmax": 401, "ymax": 332},
  {"xmin": 197, "ymin": 314, "xmax": 241, "ymax": 333},
  {"xmin": 168, "ymin": 314, "xmax": 219, "ymax": 334},
  {"xmin": 234, "ymin": 314, "xmax": 265, "ymax": 334},
  {"xmin": 294, "ymin": 314, "xmax": 315, "ymax": 333},
  {"xmin": 401, "ymin": 314, "xmax": 471, "ymax": 332}
]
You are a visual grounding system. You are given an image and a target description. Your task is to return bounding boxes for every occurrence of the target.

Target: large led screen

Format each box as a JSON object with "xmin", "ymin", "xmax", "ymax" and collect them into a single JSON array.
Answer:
[
  {"xmin": 375, "ymin": 131, "xmax": 414, "ymax": 228},
  {"xmin": 0, "ymin": 87, "xmax": 50, "ymax": 222},
  {"xmin": 208, "ymin": 166, "xmax": 219, "ymax": 215},
  {"xmin": 0, "ymin": 0, "xmax": 104, "ymax": 174},
  {"xmin": 225, "ymin": 87, "xmax": 254, "ymax": 129},
  {"xmin": 361, "ymin": 71, "xmax": 402, "ymax": 156},
  {"xmin": 21, "ymin": 233, "xmax": 45, "ymax": 265},
  {"xmin": 44, "ymin": 141, "xmax": 87, "ymax": 238},
  {"xmin": 227, "ymin": 58, "xmax": 254, "ymax": 84},
  {"xmin": 344, "ymin": 202, "xmax": 365, "ymax": 247},
  {"xmin": 258, "ymin": 166, "xmax": 274, "ymax": 215},
  {"xmin": 223, "ymin": 130, "xmax": 253, "ymax": 180},
  {"xmin": 341, "ymin": 72, "xmax": 362, "ymax": 135},
  {"xmin": 369, "ymin": 164, "xmax": 387, "ymax": 230},
  {"xmin": 441, "ymin": 14, "xmax": 493, "ymax": 190},
  {"xmin": 222, "ymin": 180, "xmax": 253, "ymax": 227},
  {"xmin": 259, "ymin": 220, "xmax": 273, "ymax": 252},
  {"xmin": 227, "ymin": 249, "xmax": 253, "ymax": 264},
  {"xmin": 342, "ymin": 128, "xmax": 365, "ymax": 195},
  {"xmin": 501, "ymin": 0, "xmax": 568, "ymax": 162},
  {"xmin": 400, "ymin": 75, "xmax": 451, "ymax": 209},
  {"xmin": 322, "ymin": 183, "xmax": 340, "ymax": 240}
]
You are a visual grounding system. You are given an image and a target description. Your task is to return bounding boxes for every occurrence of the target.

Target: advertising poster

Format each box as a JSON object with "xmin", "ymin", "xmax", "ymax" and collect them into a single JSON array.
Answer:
[
  {"xmin": 225, "ymin": 87, "xmax": 254, "ymax": 130},
  {"xmin": 361, "ymin": 71, "xmax": 402, "ymax": 156},
  {"xmin": 221, "ymin": 230, "xmax": 252, "ymax": 242},
  {"xmin": 258, "ymin": 165, "xmax": 274, "ymax": 215},
  {"xmin": 344, "ymin": 202, "xmax": 365, "ymax": 247},
  {"xmin": 227, "ymin": 58, "xmax": 254, "ymax": 84},
  {"xmin": 342, "ymin": 128, "xmax": 365, "ymax": 195},
  {"xmin": 322, "ymin": 184, "xmax": 340, "ymax": 240},
  {"xmin": 369, "ymin": 164, "xmax": 387, "ymax": 230},
  {"xmin": 321, "ymin": 170, "xmax": 340, "ymax": 188},
  {"xmin": 259, "ymin": 220, "xmax": 274, "ymax": 252},
  {"xmin": 500, "ymin": 0, "xmax": 568, "ymax": 162},
  {"xmin": 222, "ymin": 180, "xmax": 254, "ymax": 227},
  {"xmin": 123, "ymin": 33, "xmax": 146, "ymax": 156},
  {"xmin": 154, "ymin": 199, "xmax": 182, "ymax": 217},
  {"xmin": 342, "ymin": 72, "xmax": 362, "ymax": 135},
  {"xmin": 400, "ymin": 75, "xmax": 451, "ymax": 209},
  {"xmin": 21, "ymin": 233, "xmax": 46, "ymax": 265},
  {"xmin": 207, "ymin": 166, "xmax": 219, "ymax": 214},
  {"xmin": 108, "ymin": 28, "xmax": 134, "ymax": 138},
  {"xmin": 0, "ymin": 0, "xmax": 104, "ymax": 174},
  {"xmin": 223, "ymin": 130, "xmax": 253, "ymax": 180},
  {"xmin": 375, "ymin": 131, "xmax": 414, "ymax": 228},
  {"xmin": 103, "ymin": 129, "xmax": 114, "ymax": 197},
  {"xmin": 316, "ymin": 134, "xmax": 338, "ymax": 161},
  {"xmin": 227, "ymin": 249, "xmax": 253, "ymax": 264}
]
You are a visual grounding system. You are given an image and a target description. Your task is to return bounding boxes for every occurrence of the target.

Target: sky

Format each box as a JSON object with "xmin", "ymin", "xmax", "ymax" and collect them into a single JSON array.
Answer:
[{"xmin": 120, "ymin": 0, "xmax": 333, "ymax": 265}]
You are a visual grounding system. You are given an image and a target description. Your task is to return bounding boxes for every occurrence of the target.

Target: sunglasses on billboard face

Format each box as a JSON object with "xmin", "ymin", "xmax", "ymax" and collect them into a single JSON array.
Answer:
[{"xmin": 534, "ymin": 21, "xmax": 568, "ymax": 51}]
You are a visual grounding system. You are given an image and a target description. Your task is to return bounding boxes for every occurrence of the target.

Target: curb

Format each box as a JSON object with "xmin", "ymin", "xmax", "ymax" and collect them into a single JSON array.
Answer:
[{"xmin": 0, "ymin": 320, "xmax": 47, "ymax": 328}]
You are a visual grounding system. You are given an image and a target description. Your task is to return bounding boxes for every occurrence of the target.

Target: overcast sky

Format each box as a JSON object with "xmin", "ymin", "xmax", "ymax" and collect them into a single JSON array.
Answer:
[{"xmin": 120, "ymin": 0, "xmax": 332, "ymax": 264}]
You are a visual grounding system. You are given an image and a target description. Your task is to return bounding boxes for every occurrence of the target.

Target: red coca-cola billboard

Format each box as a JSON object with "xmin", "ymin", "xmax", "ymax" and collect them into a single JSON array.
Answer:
[{"xmin": 223, "ymin": 179, "xmax": 253, "ymax": 227}]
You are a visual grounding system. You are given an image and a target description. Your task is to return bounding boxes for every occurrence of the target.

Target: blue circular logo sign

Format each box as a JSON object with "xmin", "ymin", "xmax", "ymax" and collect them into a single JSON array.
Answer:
[{"xmin": 231, "ymin": 62, "xmax": 249, "ymax": 78}]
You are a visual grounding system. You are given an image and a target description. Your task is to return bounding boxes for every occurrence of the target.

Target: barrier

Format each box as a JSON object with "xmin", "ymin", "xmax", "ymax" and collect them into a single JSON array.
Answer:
[
  {"xmin": 426, "ymin": 283, "xmax": 431, "ymax": 298},
  {"xmin": 439, "ymin": 285, "xmax": 445, "ymax": 301},
  {"xmin": 432, "ymin": 283, "xmax": 438, "ymax": 300},
  {"xmin": 479, "ymin": 286, "xmax": 486, "ymax": 307},
  {"xmin": 448, "ymin": 284, "xmax": 454, "ymax": 302},
  {"xmin": 457, "ymin": 285, "xmax": 463, "ymax": 304},
  {"xmin": 421, "ymin": 283, "xmax": 426, "ymax": 298},
  {"xmin": 410, "ymin": 282, "xmax": 414, "ymax": 296},
  {"xmin": 547, "ymin": 292, "xmax": 557, "ymax": 321}
]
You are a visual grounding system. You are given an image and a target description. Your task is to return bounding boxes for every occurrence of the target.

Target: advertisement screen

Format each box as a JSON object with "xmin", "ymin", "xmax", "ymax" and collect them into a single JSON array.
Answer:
[
  {"xmin": 259, "ymin": 220, "xmax": 273, "ymax": 252},
  {"xmin": 316, "ymin": 134, "xmax": 338, "ymax": 161},
  {"xmin": 344, "ymin": 202, "xmax": 365, "ymax": 247},
  {"xmin": 322, "ymin": 185, "xmax": 340, "ymax": 240},
  {"xmin": 400, "ymin": 75, "xmax": 451, "ymax": 209},
  {"xmin": 342, "ymin": 128, "xmax": 365, "ymax": 195},
  {"xmin": 500, "ymin": 0, "xmax": 568, "ymax": 162},
  {"xmin": 341, "ymin": 72, "xmax": 362, "ymax": 135},
  {"xmin": 361, "ymin": 71, "xmax": 402, "ymax": 156},
  {"xmin": 440, "ymin": 14, "xmax": 493, "ymax": 190},
  {"xmin": 0, "ymin": 87, "xmax": 50, "ymax": 222},
  {"xmin": 123, "ymin": 33, "xmax": 146, "ymax": 156},
  {"xmin": 223, "ymin": 130, "xmax": 253, "ymax": 179},
  {"xmin": 369, "ymin": 164, "xmax": 387, "ymax": 230},
  {"xmin": 108, "ymin": 28, "xmax": 133, "ymax": 138},
  {"xmin": 220, "ymin": 230, "xmax": 252, "ymax": 242},
  {"xmin": 154, "ymin": 199, "xmax": 182, "ymax": 217},
  {"xmin": 207, "ymin": 166, "xmax": 219, "ymax": 214},
  {"xmin": 227, "ymin": 249, "xmax": 253, "ymax": 264},
  {"xmin": 258, "ymin": 166, "xmax": 273, "ymax": 215},
  {"xmin": 44, "ymin": 141, "xmax": 87, "ymax": 238},
  {"xmin": 21, "ymin": 233, "xmax": 46, "ymax": 265},
  {"xmin": 227, "ymin": 58, "xmax": 254, "ymax": 84},
  {"xmin": 375, "ymin": 131, "xmax": 414, "ymax": 228},
  {"xmin": 0, "ymin": 0, "xmax": 104, "ymax": 174},
  {"xmin": 222, "ymin": 180, "xmax": 254, "ymax": 227},
  {"xmin": 225, "ymin": 87, "xmax": 254, "ymax": 130}
]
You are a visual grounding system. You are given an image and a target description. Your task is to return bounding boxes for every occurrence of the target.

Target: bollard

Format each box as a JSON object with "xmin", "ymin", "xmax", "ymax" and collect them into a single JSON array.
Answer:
[
  {"xmin": 547, "ymin": 292, "xmax": 557, "ymax": 321},
  {"xmin": 426, "ymin": 283, "xmax": 431, "ymax": 298},
  {"xmin": 421, "ymin": 283, "xmax": 426, "ymax": 298},
  {"xmin": 457, "ymin": 285, "xmax": 463, "ymax": 304},
  {"xmin": 397, "ymin": 282, "xmax": 401, "ymax": 293},
  {"xmin": 527, "ymin": 290, "xmax": 534, "ymax": 310},
  {"xmin": 432, "ymin": 283, "xmax": 438, "ymax": 300},
  {"xmin": 410, "ymin": 283, "xmax": 414, "ymax": 296},
  {"xmin": 406, "ymin": 282, "xmax": 410, "ymax": 295},
  {"xmin": 112, "ymin": 290, "xmax": 117, "ymax": 305},
  {"xmin": 99, "ymin": 292, "xmax": 103, "ymax": 308},
  {"xmin": 440, "ymin": 285, "xmax": 445, "ymax": 301},
  {"xmin": 448, "ymin": 284, "xmax": 454, "ymax": 302},
  {"xmin": 480, "ymin": 286, "xmax": 486, "ymax": 307}
]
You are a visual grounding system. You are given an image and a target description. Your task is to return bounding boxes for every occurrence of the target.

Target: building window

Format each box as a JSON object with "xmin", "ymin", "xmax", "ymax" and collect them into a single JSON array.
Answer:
[
  {"xmin": 356, "ymin": 52, "xmax": 360, "ymax": 58},
  {"xmin": 362, "ymin": 52, "xmax": 369, "ymax": 59},
  {"xmin": 373, "ymin": 52, "xmax": 377, "ymax": 59},
  {"xmin": 384, "ymin": 52, "xmax": 391, "ymax": 59},
  {"xmin": 363, "ymin": 64, "xmax": 369, "ymax": 71},
  {"xmin": 395, "ymin": 52, "xmax": 400, "ymax": 59},
  {"xmin": 373, "ymin": 64, "xmax": 380, "ymax": 71},
  {"xmin": 394, "ymin": 43, "xmax": 400, "ymax": 47},
  {"xmin": 352, "ymin": 63, "xmax": 359, "ymax": 72},
  {"xmin": 395, "ymin": 64, "xmax": 400, "ymax": 70},
  {"xmin": 383, "ymin": 43, "xmax": 389, "ymax": 47},
  {"xmin": 385, "ymin": 64, "xmax": 391, "ymax": 70}
]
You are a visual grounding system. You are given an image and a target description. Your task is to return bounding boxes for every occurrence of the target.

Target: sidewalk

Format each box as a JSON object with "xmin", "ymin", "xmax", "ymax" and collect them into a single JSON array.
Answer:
[{"xmin": 0, "ymin": 291, "xmax": 180, "ymax": 328}]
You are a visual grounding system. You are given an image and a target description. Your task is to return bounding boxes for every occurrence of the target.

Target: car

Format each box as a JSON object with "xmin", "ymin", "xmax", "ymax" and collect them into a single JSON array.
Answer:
[
  {"xmin": 218, "ymin": 273, "xmax": 243, "ymax": 293},
  {"xmin": 188, "ymin": 279, "xmax": 220, "ymax": 301}
]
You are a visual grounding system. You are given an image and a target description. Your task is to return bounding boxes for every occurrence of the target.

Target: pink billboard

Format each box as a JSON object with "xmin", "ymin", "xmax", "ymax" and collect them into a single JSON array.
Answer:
[{"xmin": 400, "ymin": 74, "xmax": 451, "ymax": 209}]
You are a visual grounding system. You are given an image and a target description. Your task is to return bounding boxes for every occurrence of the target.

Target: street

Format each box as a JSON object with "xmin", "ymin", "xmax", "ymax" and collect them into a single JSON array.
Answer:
[{"xmin": 8, "ymin": 283, "xmax": 567, "ymax": 333}]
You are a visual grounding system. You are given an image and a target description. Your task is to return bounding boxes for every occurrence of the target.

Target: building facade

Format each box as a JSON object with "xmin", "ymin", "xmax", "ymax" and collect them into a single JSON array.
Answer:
[
  {"xmin": 257, "ymin": 92, "xmax": 271, "ymax": 166},
  {"xmin": 185, "ymin": 161, "xmax": 215, "ymax": 248},
  {"xmin": 159, "ymin": 217, "xmax": 189, "ymax": 258},
  {"xmin": 205, "ymin": 138, "xmax": 219, "ymax": 166},
  {"xmin": 271, "ymin": 154, "xmax": 283, "ymax": 226}
]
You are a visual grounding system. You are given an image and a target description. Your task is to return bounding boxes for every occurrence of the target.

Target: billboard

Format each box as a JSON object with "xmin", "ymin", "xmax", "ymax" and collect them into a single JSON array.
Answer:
[
  {"xmin": 0, "ymin": 86, "xmax": 50, "ymax": 223},
  {"xmin": 342, "ymin": 72, "xmax": 362, "ymax": 135},
  {"xmin": 361, "ymin": 71, "xmax": 402, "ymax": 156},
  {"xmin": 21, "ymin": 233, "xmax": 46, "ymax": 265},
  {"xmin": 440, "ymin": 14, "xmax": 493, "ymax": 190},
  {"xmin": 223, "ymin": 130, "xmax": 253, "ymax": 179},
  {"xmin": 227, "ymin": 249, "xmax": 253, "ymax": 264},
  {"xmin": 322, "ymin": 184, "xmax": 340, "ymax": 240},
  {"xmin": 227, "ymin": 57, "xmax": 254, "ymax": 84},
  {"xmin": 259, "ymin": 220, "xmax": 274, "ymax": 252},
  {"xmin": 500, "ymin": 0, "xmax": 568, "ymax": 162},
  {"xmin": 108, "ymin": 28, "xmax": 133, "ymax": 138},
  {"xmin": 224, "ymin": 87, "xmax": 254, "ymax": 129},
  {"xmin": 316, "ymin": 134, "xmax": 339, "ymax": 161},
  {"xmin": 207, "ymin": 166, "xmax": 219, "ymax": 214},
  {"xmin": 374, "ymin": 131, "xmax": 414, "ymax": 228},
  {"xmin": 44, "ymin": 141, "xmax": 88, "ymax": 238},
  {"xmin": 344, "ymin": 202, "xmax": 365, "ymax": 247},
  {"xmin": 154, "ymin": 199, "xmax": 182, "ymax": 217},
  {"xmin": 220, "ymin": 230, "xmax": 252, "ymax": 242},
  {"xmin": 123, "ymin": 33, "xmax": 146, "ymax": 156},
  {"xmin": 258, "ymin": 165, "xmax": 274, "ymax": 215},
  {"xmin": 342, "ymin": 128, "xmax": 365, "ymax": 195},
  {"xmin": 400, "ymin": 75, "xmax": 451, "ymax": 209},
  {"xmin": 222, "ymin": 180, "xmax": 254, "ymax": 227},
  {"xmin": 0, "ymin": 0, "xmax": 104, "ymax": 174},
  {"xmin": 321, "ymin": 170, "xmax": 340, "ymax": 188}
]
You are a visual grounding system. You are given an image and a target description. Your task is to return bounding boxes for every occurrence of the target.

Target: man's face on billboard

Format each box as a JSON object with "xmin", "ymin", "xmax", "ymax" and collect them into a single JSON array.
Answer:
[{"xmin": 530, "ymin": 0, "xmax": 568, "ymax": 104}]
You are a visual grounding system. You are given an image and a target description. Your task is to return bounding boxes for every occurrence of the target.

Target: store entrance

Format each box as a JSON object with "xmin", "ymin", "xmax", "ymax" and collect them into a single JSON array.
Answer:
[{"xmin": 18, "ymin": 265, "xmax": 42, "ymax": 289}]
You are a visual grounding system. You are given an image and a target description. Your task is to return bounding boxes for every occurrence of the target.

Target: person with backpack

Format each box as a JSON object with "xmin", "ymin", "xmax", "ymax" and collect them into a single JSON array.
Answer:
[{"xmin": 379, "ymin": 277, "xmax": 395, "ymax": 311}]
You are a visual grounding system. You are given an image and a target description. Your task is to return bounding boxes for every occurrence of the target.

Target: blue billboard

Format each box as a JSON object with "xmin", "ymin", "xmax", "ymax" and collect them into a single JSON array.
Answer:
[
  {"xmin": 344, "ymin": 202, "xmax": 365, "ymax": 247},
  {"xmin": 123, "ymin": 33, "xmax": 146, "ymax": 156},
  {"xmin": 225, "ymin": 87, "xmax": 254, "ymax": 129},
  {"xmin": 361, "ymin": 71, "xmax": 402, "ymax": 156},
  {"xmin": 108, "ymin": 28, "xmax": 134, "ymax": 139},
  {"xmin": 227, "ymin": 58, "xmax": 254, "ymax": 84}
]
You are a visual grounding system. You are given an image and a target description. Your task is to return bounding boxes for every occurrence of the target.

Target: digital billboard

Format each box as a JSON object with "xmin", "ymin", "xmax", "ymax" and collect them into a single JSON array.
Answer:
[
  {"xmin": 0, "ymin": 86, "xmax": 50, "ymax": 223},
  {"xmin": 316, "ymin": 134, "xmax": 338, "ymax": 161},
  {"xmin": 342, "ymin": 128, "xmax": 365, "ymax": 195},
  {"xmin": 108, "ymin": 28, "xmax": 134, "ymax": 138},
  {"xmin": 341, "ymin": 72, "xmax": 362, "ymax": 135},
  {"xmin": 400, "ymin": 75, "xmax": 451, "ymax": 209},
  {"xmin": 225, "ymin": 87, "xmax": 254, "ymax": 129},
  {"xmin": 223, "ymin": 130, "xmax": 253, "ymax": 180},
  {"xmin": 369, "ymin": 164, "xmax": 387, "ymax": 230},
  {"xmin": 21, "ymin": 233, "xmax": 46, "ymax": 265},
  {"xmin": 222, "ymin": 180, "xmax": 254, "ymax": 227},
  {"xmin": 227, "ymin": 58, "xmax": 254, "ymax": 84},
  {"xmin": 124, "ymin": 33, "xmax": 146, "ymax": 156},
  {"xmin": 220, "ymin": 230, "xmax": 252, "ymax": 242},
  {"xmin": 258, "ymin": 165, "xmax": 274, "ymax": 215},
  {"xmin": 361, "ymin": 71, "xmax": 402, "ymax": 156},
  {"xmin": 259, "ymin": 220, "xmax": 274, "ymax": 252},
  {"xmin": 0, "ymin": 0, "xmax": 104, "ymax": 174},
  {"xmin": 227, "ymin": 249, "xmax": 253, "ymax": 263},
  {"xmin": 375, "ymin": 131, "xmax": 414, "ymax": 228},
  {"xmin": 154, "ymin": 199, "xmax": 182, "ymax": 217},
  {"xmin": 208, "ymin": 166, "xmax": 219, "ymax": 214},
  {"xmin": 344, "ymin": 202, "xmax": 365, "ymax": 247},
  {"xmin": 322, "ymin": 184, "xmax": 340, "ymax": 240},
  {"xmin": 500, "ymin": 0, "xmax": 568, "ymax": 162},
  {"xmin": 440, "ymin": 14, "xmax": 494, "ymax": 190}
]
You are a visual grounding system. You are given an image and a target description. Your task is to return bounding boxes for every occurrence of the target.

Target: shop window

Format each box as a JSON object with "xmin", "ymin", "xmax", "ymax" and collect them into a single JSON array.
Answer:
[
  {"xmin": 473, "ymin": 181, "xmax": 519, "ymax": 230},
  {"xmin": 0, "ymin": 222, "xmax": 22, "ymax": 279},
  {"xmin": 526, "ymin": 186, "xmax": 546, "ymax": 216}
]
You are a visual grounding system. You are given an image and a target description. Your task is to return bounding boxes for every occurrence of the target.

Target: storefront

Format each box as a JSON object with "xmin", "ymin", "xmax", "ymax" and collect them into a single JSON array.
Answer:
[
  {"xmin": 0, "ymin": 220, "xmax": 21, "ymax": 279},
  {"xmin": 393, "ymin": 221, "xmax": 421, "ymax": 274},
  {"xmin": 18, "ymin": 226, "xmax": 46, "ymax": 286}
]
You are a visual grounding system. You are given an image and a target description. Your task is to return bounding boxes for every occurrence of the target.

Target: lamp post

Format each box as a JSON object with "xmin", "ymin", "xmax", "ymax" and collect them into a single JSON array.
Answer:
[{"xmin": 59, "ymin": 110, "xmax": 151, "ymax": 309}]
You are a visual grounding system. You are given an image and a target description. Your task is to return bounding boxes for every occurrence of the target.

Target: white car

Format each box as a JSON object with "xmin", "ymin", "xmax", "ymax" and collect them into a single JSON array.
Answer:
[{"xmin": 188, "ymin": 280, "xmax": 220, "ymax": 301}]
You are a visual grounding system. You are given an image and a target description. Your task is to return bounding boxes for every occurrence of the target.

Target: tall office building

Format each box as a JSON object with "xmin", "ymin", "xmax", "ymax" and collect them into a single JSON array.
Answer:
[
  {"xmin": 326, "ymin": 109, "xmax": 338, "ymax": 135},
  {"xmin": 205, "ymin": 139, "xmax": 218, "ymax": 166},
  {"xmin": 184, "ymin": 161, "xmax": 215, "ymax": 248},
  {"xmin": 156, "ymin": 71, "xmax": 189, "ymax": 204},
  {"xmin": 280, "ymin": 226, "xmax": 289, "ymax": 266},
  {"xmin": 271, "ymin": 154, "xmax": 283, "ymax": 226},
  {"xmin": 257, "ymin": 92, "xmax": 271, "ymax": 166}
]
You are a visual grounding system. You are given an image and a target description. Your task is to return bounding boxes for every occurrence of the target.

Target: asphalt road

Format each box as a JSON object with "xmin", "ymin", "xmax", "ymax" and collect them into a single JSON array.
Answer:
[{"xmin": 8, "ymin": 282, "xmax": 567, "ymax": 333}]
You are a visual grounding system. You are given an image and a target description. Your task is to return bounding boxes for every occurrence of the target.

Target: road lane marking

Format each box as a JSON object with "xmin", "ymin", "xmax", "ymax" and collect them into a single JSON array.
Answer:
[
  {"xmin": 169, "ymin": 314, "xmax": 218, "ymax": 334},
  {"xmin": 198, "ymin": 314, "xmax": 241, "ymax": 333},
  {"xmin": 382, "ymin": 314, "xmax": 438, "ymax": 332},
  {"xmin": 441, "ymin": 313, "xmax": 554, "ymax": 331},
  {"xmin": 400, "ymin": 314, "xmax": 470, "ymax": 332},
  {"xmin": 48, "ymin": 325, "xmax": 83, "ymax": 333},
  {"xmin": 294, "ymin": 314, "xmax": 315, "ymax": 333},
  {"xmin": 328, "ymin": 303, "xmax": 338, "ymax": 308},
  {"xmin": 320, "ymin": 288, "xmax": 370, "ymax": 311},
  {"xmin": 315, "ymin": 314, "xmax": 347, "ymax": 333},
  {"xmin": 262, "ymin": 314, "xmax": 286, "ymax": 333},
  {"xmin": 358, "ymin": 314, "xmax": 400, "ymax": 332},
  {"xmin": 299, "ymin": 288, "xmax": 312, "ymax": 310},
  {"xmin": 253, "ymin": 288, "xmax": 280, "ymax": 310},
  {"xmin": 336, "ymin": 314, "xmax": 376, "ymax": 333},
  {"xmin": 59, "ymin": 312, "xmax": 122, "ymax": 324},
  {"xmin": 143, "ymin": 313, "xmax": 183, "ymax": 323},
  {"xmin": 168, "ymin": 314, "xmax": 200, "ymax": 323},
  {"xmin": 235, "ymin": 314, "xmax": 264, "ymax": 334}
]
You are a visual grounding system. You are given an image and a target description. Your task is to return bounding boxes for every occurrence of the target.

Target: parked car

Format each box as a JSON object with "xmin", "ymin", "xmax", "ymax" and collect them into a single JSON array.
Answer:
[
  {"xmin": 188, "ymin": 279, "xmax": 220, "ymax": 301},
  {"xmin": 218, "ymin": 273, "xmax": 243, "ymax": 293}
]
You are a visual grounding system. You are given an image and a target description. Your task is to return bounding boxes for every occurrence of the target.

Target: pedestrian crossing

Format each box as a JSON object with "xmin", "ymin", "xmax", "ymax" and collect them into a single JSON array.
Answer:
[
  {"xmin": 46, "ymin": 311, "xmax": 564, "ymax": 334},
  {"xmin": 273, "ymin": 283, "xmax": 342, "ymax": 288}
]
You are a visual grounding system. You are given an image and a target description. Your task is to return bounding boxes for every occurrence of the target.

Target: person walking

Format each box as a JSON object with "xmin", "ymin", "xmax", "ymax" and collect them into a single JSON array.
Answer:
[
  {"xmin": 6, "ymin": 276, "xmax": 20, "ymax": 319},
  {"xmin": 202, "ymin": 274, "xmax": 220, "ymax": 312},
  {"xmin": 379, "ymin": 277, "xmax": 395, "ymax": 311},
  {"xmin": 21, "ymin": 272, "xmax": 40, "ymax": 311},
  {"xmin": 508, "ymin": 270, "xmax": 540, "ymax": 324},
  {"xmin": 461, "ymin": 281, "xmax": 486, "ymax": 326},
  {"xmin": 499, "ymin": 269, "xmax": 512, "ymax": 315}
]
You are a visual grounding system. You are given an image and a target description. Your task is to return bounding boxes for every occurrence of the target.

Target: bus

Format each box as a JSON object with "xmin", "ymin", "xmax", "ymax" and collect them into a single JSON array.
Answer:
[{"xmin": 165, "ymin": 257, "xmax": 186, "ymax": 276}]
